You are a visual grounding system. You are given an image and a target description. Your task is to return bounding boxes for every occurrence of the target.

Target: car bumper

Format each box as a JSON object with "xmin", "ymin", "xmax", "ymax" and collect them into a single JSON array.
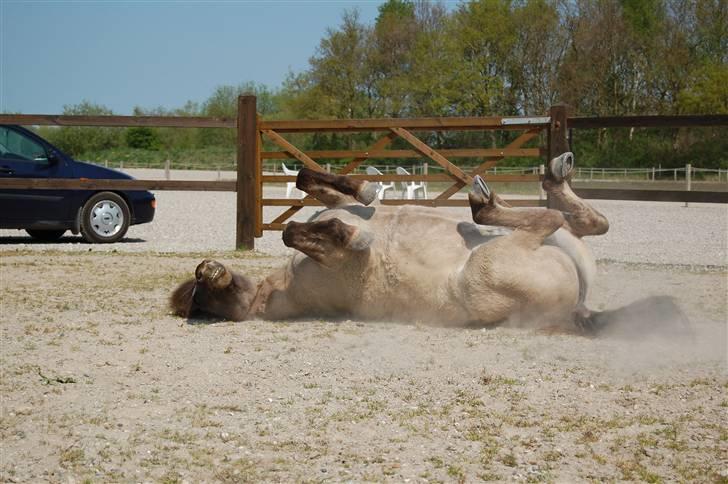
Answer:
[{"xmin": 131, "ymin": 194, "xmax": 156, "ymax": 225}]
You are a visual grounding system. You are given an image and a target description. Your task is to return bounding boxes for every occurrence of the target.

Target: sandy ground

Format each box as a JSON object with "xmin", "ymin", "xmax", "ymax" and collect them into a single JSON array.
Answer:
[{"xmin": 1, "ymin": 178, "xmax": 727, "ymax": 482}]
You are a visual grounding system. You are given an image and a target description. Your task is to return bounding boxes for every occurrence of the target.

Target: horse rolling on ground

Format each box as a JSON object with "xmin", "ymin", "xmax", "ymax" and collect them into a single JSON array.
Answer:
[{"xmin": 170, "ymin": 153, "xmax": 689, "ymax": 337}]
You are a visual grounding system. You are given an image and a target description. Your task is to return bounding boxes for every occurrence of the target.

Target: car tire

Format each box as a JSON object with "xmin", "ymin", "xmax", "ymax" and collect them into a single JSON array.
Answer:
[
  {"xmin": 26, "ymin": 229, "xmax": 66, "ymax": 241},
  {"xmin": 80, "ymin": 192, "xmax": 130, "ymax": 243}
]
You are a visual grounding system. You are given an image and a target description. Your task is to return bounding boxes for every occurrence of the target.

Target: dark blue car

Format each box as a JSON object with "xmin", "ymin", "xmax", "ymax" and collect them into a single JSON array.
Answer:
[{"xmin": 0, "ymin": 125, "xmax": 155, "ymax": 243}]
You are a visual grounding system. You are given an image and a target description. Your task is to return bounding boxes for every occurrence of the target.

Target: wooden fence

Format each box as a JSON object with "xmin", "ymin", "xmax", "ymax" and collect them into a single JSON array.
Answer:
[
  {"xmin": 1, "ymin": 97, "xmax": 726, "ymax": 249},
  {"xmin": 248, "ymin": 97, "xmax": 549, "ymax": 239}
]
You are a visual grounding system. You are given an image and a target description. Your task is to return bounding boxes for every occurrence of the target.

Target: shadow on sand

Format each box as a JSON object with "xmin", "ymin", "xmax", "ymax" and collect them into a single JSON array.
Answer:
[{"xmin": 0, "ymin": 235, "xmax": 146, "ymax": 245}]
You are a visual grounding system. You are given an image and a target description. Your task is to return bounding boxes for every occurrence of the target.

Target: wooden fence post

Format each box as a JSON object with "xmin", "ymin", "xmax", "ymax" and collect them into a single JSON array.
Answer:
[
  {"xmin": 547, "ymin": 104, "xmax": 571, "ymax": 209},
  {"xmin": 236, "ymin": 95, "xmax": 258, "ymax": 250}
]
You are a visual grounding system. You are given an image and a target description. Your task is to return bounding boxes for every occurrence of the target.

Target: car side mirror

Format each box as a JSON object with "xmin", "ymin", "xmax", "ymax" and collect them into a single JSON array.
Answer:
[{"xmin": 46, "ymin": 150, "xmax": 60, "ymax": 163}]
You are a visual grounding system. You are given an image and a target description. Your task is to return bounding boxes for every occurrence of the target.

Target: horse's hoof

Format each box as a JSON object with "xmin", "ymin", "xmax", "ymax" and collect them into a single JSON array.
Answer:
[
  {"xmin": 472, "ymin": 175, "xmax": 492, "ymax": 200},
  {"xmin": 549, "ymin": 152, "xmax": 575, "ymax": 182},
  {"xmin": 357, "ymin": 181, "xmax": 379, "ymax": 206}
]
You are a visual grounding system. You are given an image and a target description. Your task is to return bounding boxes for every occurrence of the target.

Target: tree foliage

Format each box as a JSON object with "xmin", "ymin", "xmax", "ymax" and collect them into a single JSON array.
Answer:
[
  {"xmin": 39, "ymin": 101, "xmax": 121, "ymax": 156},
  {"xmin": 125, "ymin": 127, "xmax": 161, "ymax": 150},
  {"xmin": 29, "ymin": 0, "xmax": 727, "ymax": 168}
]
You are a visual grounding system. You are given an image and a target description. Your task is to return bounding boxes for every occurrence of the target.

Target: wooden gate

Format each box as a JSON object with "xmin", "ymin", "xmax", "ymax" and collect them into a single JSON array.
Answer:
[{"xmin": 236, "ymin": 96, "xmax": 553, "ymax": 248}]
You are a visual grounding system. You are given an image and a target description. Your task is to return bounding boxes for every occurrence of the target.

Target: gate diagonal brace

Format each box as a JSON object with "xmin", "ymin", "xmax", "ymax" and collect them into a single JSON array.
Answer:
[
  {"xmin": 390, "ymin": 127, "xmax": 472, "ymax": 187},
  {"xmin": 268, "ymin": 132, "xmax": 397, "ymax": 226},
  {"xmin": 263, "ymin": 129, "xmax": 325, "ymax": 173},
  {"xmin": 435, "ymin": 128, "xmax": 542, "ymax": 202}
]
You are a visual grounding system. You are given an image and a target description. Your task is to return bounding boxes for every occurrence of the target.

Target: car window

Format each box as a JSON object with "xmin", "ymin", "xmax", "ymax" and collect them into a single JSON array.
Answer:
[{"xmin": 0, "ymin": 127, "xmax": 49, "ymax": 162}]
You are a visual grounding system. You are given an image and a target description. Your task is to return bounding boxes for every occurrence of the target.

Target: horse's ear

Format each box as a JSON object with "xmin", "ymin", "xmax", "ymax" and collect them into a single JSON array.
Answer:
[{"xmin": 170, "ymin": 279, "xmax": 196, "ymax": 317}]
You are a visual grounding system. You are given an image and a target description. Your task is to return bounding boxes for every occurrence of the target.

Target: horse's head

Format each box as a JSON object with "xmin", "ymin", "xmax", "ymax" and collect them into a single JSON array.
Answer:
[{"xmin": 170, "ymin": 259, "xmax": 258, "ymax": 321}]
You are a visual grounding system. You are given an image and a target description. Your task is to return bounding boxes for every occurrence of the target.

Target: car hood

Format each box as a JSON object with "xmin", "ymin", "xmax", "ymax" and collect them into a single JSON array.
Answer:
[{"xmin": 74, "ymin": 161, "xmax": 134, "ymax": 180}]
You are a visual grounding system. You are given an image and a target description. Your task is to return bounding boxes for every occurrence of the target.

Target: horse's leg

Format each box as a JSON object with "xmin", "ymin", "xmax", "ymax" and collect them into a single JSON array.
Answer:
[
  {"xmin": 248, "ymin": 268, "xmax": 301, "ymax": 321},
  {"xmin": 282, "ymin": 217, "xmax": 373, "ymax": 267},
  {"xmin": 296, "ymin": 167, "xmax": 379, "ymax": 208},
  {"xmin": 460, "ymin": 177, "xmax": 580, "ymax": 328},
  {"xmin": 543, "ymin": 153, "xmax": 609, "ymax": 238},
  {"xmin": 468, "ymin": 176, "xmax": 566, "ymax": 247}
]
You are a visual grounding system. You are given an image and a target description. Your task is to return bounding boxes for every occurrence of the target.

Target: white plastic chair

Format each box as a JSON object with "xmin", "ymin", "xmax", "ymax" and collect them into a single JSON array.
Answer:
[
  {"xmin": 396, "ymin": 166, "xmax": 427, "ymax": 199},
  {"xmin": 281, "ymin": 163, "xmax": 302, "ymax": 198},
  {"xmin": 365, "ymin": 166, "xmax": 395, "ymax": 200}
]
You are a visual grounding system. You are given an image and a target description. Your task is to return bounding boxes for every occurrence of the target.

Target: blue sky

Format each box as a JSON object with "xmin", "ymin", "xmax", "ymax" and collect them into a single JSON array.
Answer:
[{"xmin": 1, "ymin": 1, "xmax": 386, "ymax": 114}]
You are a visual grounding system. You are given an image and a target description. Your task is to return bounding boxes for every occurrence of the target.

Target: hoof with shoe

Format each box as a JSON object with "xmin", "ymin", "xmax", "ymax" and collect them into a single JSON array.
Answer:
[
  {"xmin": 549, "ymin": 152, "xmax": 574, "ymax": 183},
  {"xmin": 357, "ymin": 181, "xmax": 379, "ymax": 206},
  {"xmin": 472, "ymin": 175, "xmax": 492, "ymax": 200}
]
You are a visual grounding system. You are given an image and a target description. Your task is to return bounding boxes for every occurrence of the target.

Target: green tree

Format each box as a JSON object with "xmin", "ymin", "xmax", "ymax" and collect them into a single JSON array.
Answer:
[
  {"xmin": 508, "ymin": 0, "xmax": 568, "ymax": 115},
  {"xmin": 33, "ymin": 0, "xmax": 726, "ymax": 169},
  {"xmin": 131, "ymin": 102, "xmax": 202, "ymax": 150},
  {"xmin": 305, "ymin": 10, "xmax": 376, "ymax": 119},
  {"xmin": 199, "ymin": 82, "xmax": 279, "ymax": 147},
  {"xmin": 369, "ymin": 0, "xmax": 418, "ymax": 116},
  {"xmin": 41, "ymin": 101, "xmax": 122, "ymax": 157},
  {"xmin": 125, "ymin": 126, "xmax": 161, "ymax": 150},
  {"xmin": 447, "ymin": 0, "xmax": 518, "ymax": 116},
  {"xmin": 407, "ymin": 1, "xmax": 457, "ymax": 117},
  {"xmin": 677, "ymin": 63, "xmax": 728, "ymax": 114}
]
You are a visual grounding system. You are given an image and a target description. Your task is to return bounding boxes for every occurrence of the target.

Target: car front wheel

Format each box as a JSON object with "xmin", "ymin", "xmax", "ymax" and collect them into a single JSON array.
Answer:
[
  {"xmin": 80, "ymin": 192, "xmax": 130, "ymax": 243},
  {"xmin": 26, "ymin": 229, "xmax": 66, "ymax": 241}
]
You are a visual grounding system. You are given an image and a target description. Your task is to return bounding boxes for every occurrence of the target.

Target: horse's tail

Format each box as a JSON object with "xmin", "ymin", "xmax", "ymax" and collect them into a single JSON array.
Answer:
[{"xmin": 578, "ymin": 296, "xmax": 692, "ymax": 339}]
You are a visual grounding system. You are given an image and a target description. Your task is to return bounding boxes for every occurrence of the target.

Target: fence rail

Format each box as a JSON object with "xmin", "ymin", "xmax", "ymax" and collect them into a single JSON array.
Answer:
[
  {"xmin": 572, "ymin": 188, "xmax": 728, "ymax": 203},
  {"xmin": 259, "ymin": 116, "xmax": 550, "ymax": 132},
  {"xmin": 261, "ymin": 147, "xmax": 543, "ymax": 159},
  {"xmin": 568, "ymin": 114, "xmax": 728, "ymax": 129},
  {"xmin": 260, "ymin": 174, "xmax": 542, "ymax": 183},
  {"xmin": 0, "ymin": 178, "xmax": 236, "ymax": 191},
  {"xmin": 1, "ymin": 103, "xmax": 727, "ymax": 250},
  {"xmin": 0, "ymin": 113, "xmax": 235, "ymax": 128},
  {"xmin": 6, "ymin": 113, "xmax": 723, "ymax": 130},
  {"xmin": 94, "ymin": 160, "xmax": 728, "ymax": 181}
]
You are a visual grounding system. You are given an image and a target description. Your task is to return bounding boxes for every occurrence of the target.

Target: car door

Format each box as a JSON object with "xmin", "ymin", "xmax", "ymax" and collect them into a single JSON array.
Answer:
[{"xmin": 0, "ymin": 126, "xmax": 73, "ymax": 226}]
